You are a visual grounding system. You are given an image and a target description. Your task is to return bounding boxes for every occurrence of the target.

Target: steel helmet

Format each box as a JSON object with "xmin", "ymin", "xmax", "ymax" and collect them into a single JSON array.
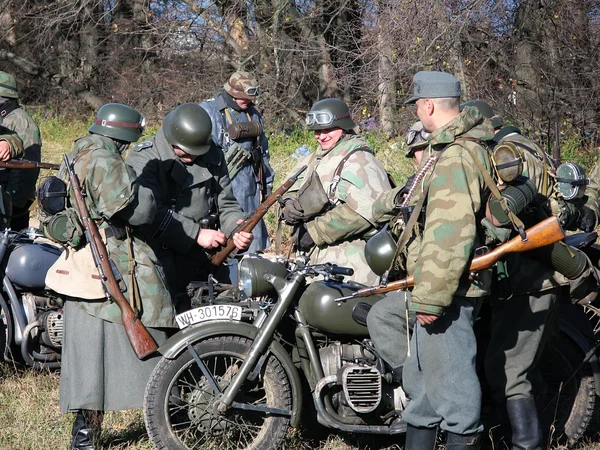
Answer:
[
  {"xmin": 460, "ymin": 100, "xmax": 504, "ymax": 129},
  {"xmin": 0, "ymin": 72, "xmax": 18, "ymax": 99},
  {"xmin": 305, "ymin": 98, "xmax": 356, "ymax": 131},
  {"xmin": 88, "ymin": 103, "xmax": 145, "ymax": 143},
  {"xmin": 364, "ymin": 224, "xmax": 397, "ymax": 276},
  {"xmin": 162, "ymin": 103, "xmax": 213, "ymax": 156}
]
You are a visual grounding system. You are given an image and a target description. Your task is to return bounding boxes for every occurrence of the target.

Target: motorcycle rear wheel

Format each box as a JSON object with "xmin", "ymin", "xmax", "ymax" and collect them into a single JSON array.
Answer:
[{"xmin": 144, "ymin": 335, "xmax": 292, "ymax": 450}]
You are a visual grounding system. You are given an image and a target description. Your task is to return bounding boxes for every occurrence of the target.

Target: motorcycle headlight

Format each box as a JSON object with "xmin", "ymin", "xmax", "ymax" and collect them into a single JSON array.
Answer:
[{"xmin": 238, "ymin": 256, "xmax": 288, "ymax": 298}]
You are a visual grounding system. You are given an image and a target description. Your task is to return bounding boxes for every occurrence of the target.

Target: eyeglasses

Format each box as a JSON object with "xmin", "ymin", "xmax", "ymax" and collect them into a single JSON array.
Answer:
[
  {"xmin": 244, "ymin": 86, "xmax": 260, "ymax": 96},
  {"xmin": 405, "ymin": 128, "xmax": 429, "ymax": 146},
  {"xmin": 305, "ymin": 111, "xmax": 350, "ymax": 127}
]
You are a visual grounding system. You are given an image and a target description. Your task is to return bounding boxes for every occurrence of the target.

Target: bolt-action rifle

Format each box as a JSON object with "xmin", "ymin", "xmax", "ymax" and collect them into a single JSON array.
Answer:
[
  {"xmin": 0, "ymin": 160, "xmax": 60, "ymax": 170},
  {"xmin": 63, "ymin": 154, "xmax": 158, "ymax": 359},
  {"xmin": 211, "ymin": 164, "xmax": 308, "ymax": 266},
  {"xmin": 337, "ymin": 216, "xmax": 565, "ymax": 302}
]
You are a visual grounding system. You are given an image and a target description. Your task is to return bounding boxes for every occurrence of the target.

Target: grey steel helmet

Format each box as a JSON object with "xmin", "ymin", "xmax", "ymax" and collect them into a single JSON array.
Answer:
[
  {"xmin": 0, "ymin": 72, "xmax": 18, "ymax": 99},
  {"xmin": 460, "ymin": 100, "xmax": 504, "ymax": 129},
  {"xmin": 364, "ymin": 224, "xmax": 397, "ymax": 276},
  {"xmin": 88, "ymin": 103, "xmax": 145, "ymax": 143},
  {"xmin": 305, "ymin": 98, "xmax": 356, "ymax": 131},
  {"xmin": 162, "ymin": 103, "xmax": 213, "ymax": 156}
]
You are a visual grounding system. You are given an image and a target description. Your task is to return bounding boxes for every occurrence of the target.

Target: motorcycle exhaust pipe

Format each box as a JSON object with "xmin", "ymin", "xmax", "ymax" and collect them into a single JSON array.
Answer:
[{"xmin": 20, "ymin": 320, "xmax": 60, "ymax": 370}]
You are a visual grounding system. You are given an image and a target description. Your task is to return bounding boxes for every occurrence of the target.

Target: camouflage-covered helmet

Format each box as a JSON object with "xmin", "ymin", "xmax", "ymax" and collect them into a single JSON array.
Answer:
[
  {"xmin": 404, "ymin": 121, "xmax": 430, "ymax": 158},
  {"xmin": 0, "ymin": 72, "xmax": 18, "ymax": 99},
  {"xmin": 364, "ymin": 224, "xmax": 397, "ymax": 276},
  {"xmin": 305, "ymin": 98, "xmax": 356, "ymax": 131},
  {"xmin": 88, "ymin": 103, "xmax": 145, "ymax": 143},
  {"xmin": 460, "ymin": 100, "xmax": 504, "ymax": 129},
  {"xmin": 162, "ymin": 103, "xmax": 213, "ymax": 156},
  {"xmin": 223, "ymin": 71, "xmax": 260, "ymax": 101}
]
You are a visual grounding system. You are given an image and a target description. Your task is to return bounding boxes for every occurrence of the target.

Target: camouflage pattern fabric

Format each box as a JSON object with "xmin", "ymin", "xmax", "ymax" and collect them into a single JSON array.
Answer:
[
  {"xmin": 0, "ymin": 72, "xmax": 18, "ymax": 98},
  {"xmin": 60, "ymin": 135, "xmax": 175, "ymax": 328},
  {"xmin": 408, "ymin": 106, "xmax": 495, "ymax": 316},
  {"xmin": 223, "ymin": 71, "xmax": 259, "ymax": 101},
  {"xmin": 285, "ymin": 133, "xmax": 392, "ymax": 285},
  {"xmin": 0, "ymin": 106, "xmax": 42, "ymax": 207},
  {"xmin": 0, "ymin": 126, "xmax": 24, "ymax": 157}
]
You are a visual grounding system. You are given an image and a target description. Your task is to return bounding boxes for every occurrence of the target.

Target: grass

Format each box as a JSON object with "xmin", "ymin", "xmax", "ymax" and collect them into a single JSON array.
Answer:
[{"xmin": 4, "ymin": 115, "xmax": 600, "ymax": 449}]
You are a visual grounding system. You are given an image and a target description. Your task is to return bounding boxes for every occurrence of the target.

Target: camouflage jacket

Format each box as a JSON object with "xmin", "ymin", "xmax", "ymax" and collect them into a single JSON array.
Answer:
[
  {"xmin": 382, "ymin": 107, "xmax": 495, "ymax": 315},
  {"xmin": 126, "ymin": 127, "xmax": 245, "ymax": 288},
  {"xmin": 285, "ymin": 133, "xmax": 392, "ymax": 285},
  {"xmin": 62, "ymin": 135, "xmax": 175, "ymax": 328},
  {"xmin": 0, "ymin": 105, "xmax": 42, "ymax": 207},
  {"xmin": 0, "ymin": 125, "xmax": 24, "ymax": 158}
]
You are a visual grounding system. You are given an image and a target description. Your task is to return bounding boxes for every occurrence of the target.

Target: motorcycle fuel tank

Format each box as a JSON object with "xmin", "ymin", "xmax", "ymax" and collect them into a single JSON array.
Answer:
[
  {"xmin": 5, "ymin": 242, "xmax": 62, "ymax": 290},
  {"xmin": 298, "ymin": 280, "xmax": 383, "ymax": 336}
]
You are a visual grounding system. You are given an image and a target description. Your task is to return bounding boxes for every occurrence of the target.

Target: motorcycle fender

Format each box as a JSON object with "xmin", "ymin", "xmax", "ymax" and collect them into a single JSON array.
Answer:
[
  {"xmin": 159, "ymin": 321, "xmax": 303, "ymax": 427},
  {"xmin": 559, "ymin": 303, "xmax": 600, "ymax": 397}
]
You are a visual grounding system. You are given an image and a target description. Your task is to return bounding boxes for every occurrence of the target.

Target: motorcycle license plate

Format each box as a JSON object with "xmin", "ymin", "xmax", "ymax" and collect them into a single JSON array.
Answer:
[{"xmin": 175, "ymin": 305, "xmax": 242, "ymax": 329}]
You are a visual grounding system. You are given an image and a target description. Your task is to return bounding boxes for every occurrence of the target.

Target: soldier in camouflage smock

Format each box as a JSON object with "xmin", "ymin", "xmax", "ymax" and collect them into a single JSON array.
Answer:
[
  {"xmin": 374, "ymin": 72, "xmax": 495, "ymax": 450},
  {"xmin": 0, "ymin": 125, "xmax": 23, "ymax": 227},
  {"xmin": 57, "ymin": 104, "xmax": 172, "ymax": 450},
  {"xmin": 281, "ymin": 98, "xmax": 391, "ymax": 285},
  {"xmin": 0, "ymin": 71, "xmax": 42, "ymax": 229}
]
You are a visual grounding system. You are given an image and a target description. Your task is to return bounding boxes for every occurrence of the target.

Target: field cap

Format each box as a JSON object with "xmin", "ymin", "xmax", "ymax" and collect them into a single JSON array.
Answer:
[
  {"xmin": 404, "ymin": 71, "xmax": 461, "ymax": 105},
  {"xmin": 224, "ymin": 71, "xmax": 260, "ymax": 101}
]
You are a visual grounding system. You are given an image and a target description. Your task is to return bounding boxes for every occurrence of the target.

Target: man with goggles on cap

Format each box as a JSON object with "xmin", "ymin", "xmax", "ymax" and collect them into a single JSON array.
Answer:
[
  {"xmin": 200, "ymin": 71, "xmax": 273, "ymax": 256},
  {"xmin": 280, "ymin": 98, "xmax": 392, "ymax": 285}
]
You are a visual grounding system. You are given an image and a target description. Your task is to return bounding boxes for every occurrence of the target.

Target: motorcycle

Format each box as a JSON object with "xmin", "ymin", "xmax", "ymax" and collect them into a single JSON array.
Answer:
[
  {"xmin": 143, "ymin": 242, "xmax": 600, "ymax": 450},
  {"xmin": 0, "ymin": 227, "xmax": 65, "ymax": 370}
]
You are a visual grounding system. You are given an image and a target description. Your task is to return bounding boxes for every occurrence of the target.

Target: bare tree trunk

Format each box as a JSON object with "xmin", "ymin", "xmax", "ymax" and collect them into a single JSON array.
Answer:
[{"xmin": 377, "ymin": 19, "xmax": 396, "ymax": 135}]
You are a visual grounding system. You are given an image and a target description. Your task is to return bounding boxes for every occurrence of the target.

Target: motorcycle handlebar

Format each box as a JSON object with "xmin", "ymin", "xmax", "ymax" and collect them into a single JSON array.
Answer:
[{"xmin": 327, "ymin": 265, "xmax": 354, "ymax": 276}]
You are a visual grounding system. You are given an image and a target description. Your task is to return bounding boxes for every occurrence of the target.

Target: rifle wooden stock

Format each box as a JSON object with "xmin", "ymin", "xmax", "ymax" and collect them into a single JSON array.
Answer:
[
  {"xmin": 0, "ymin": 160, "xmax": 60, "ymax": 170},
  {"xmin": 211, "ymin": 164, "xmax": 308, "ymax": 266},
  {"xmin": 63, "ymin": 154, "xmax": 158, "ymax": 359},
  {"xmin": 347, "ymin": 216, "xmax": 565, "ymax": 299}
]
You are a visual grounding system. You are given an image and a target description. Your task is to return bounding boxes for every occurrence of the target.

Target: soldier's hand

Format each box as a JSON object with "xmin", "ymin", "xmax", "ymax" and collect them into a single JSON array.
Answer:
[
  {"xmin": 579, "ymin": 205, "xmax": 597, "ymax": 232},
  {"xmin": 196, "ymin": 229, "xmax": 227, "ymax": 249},
  {"xmin": 416, "ymin": 312, "xmax": 438, "ymax": 326},
  {"xmin": 232, "ymin": 219, "xmax": 253, "ymax": 250},
  {"xmin": 0, "ymin": 141, "xmax": 11, "ymax": 161},
  {"xmin": 282, "ymin": 199, "xmax": 304, "ymax": 225}
]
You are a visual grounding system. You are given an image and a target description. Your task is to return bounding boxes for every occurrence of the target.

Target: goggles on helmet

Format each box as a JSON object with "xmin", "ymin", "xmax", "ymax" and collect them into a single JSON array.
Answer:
[
  {"xmin": 305, "ymin": 111, "xmax": 350, "ymax": 127},
  {"xmin": 405, "ymin": 128, "xmax": 429, "ymax": 146},
  {"xmin": 244, "ymin": 86, "xmax": 260, "ymax": 96}
]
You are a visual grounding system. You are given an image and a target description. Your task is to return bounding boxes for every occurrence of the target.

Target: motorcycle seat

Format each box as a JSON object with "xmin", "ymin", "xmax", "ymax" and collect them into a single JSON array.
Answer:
[
  {"xmin": 352, "ymin": 302, "xmax": 372, "ymax": 327},
  {"xmin": 565, "ymin": 231, "xmax": 598, "ymax": 249}
]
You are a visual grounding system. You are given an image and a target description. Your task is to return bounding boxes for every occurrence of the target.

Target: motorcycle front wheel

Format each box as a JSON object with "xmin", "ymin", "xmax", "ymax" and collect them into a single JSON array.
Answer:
[{"xmin": 144, "ymin": 335, "xmax": 292, "ymax": 450}]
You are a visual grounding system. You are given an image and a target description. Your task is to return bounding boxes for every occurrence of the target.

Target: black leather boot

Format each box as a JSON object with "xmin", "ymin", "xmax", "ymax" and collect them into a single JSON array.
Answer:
[
  {"xmin": 446, "ymin": 431, "xmax": 481, "ymax": 449},
  {"xmin": 404, "ymin": 424, "xmax": 437, "ymax": 450},
  {"xmin": 70, "ymin": 410, "xmax": 104, "ymax": 450},
  {"xmin": 506, "ymin": 397, "xmax": 542, "ymax": 450}
]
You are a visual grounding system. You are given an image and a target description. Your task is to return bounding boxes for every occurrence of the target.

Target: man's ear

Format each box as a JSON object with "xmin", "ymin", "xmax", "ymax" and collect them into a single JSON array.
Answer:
[{"xmin": 425, "ymin": 98, "xmax": 435, "ymax": 116}]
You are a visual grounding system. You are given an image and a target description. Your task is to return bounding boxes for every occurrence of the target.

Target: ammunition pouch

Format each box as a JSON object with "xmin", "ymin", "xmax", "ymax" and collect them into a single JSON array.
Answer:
[
  {"xmin": 224, "ymin": 142, "xmax": 253, "ymax": 179},
  {"xmin": 41, "ymin": 207, "xmax": 85, "ymax": 248},
  {"xmin": 488, "ymin": 176, "xmax": 537, "ymax": 226},
  {"xmin": 297, "ymin": 171, "xmax": 331, "ymax": 219},
  {"xmin": 226, "ymin": 121, "xmax": 262, "ymax": 140},
  {"xmin": 199, "ymin": 213, "xmax": 219, "ymax": 230}
]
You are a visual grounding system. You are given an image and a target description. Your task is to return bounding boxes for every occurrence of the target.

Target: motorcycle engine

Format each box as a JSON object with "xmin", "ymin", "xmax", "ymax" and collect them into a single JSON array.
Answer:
[
  {"xmin": 319, "ymin": 342, "xmax": 383, "ymax": 414},
  {"xmin": 22, "ymin": 293, "xmax": 64, "ymax": 350}
]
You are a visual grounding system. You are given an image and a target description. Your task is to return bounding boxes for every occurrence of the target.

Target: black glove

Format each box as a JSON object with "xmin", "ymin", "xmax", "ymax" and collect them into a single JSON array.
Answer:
[
  {"xmin": 282, "ymin": 199, "xmax": 304, "ymax": 225},
  {"xmin": 394, "ymin": 174, "xmax": 416, "ymax": 207},
  {"xmin": 558, "ymin": 199, "xmax": 580, "ymax": 231},
  {"xmin": 579, "ymin": 205, "xmax": 597, "ymax": 232},
  {"xmin": 295, "ymin": 223, "xmax": 315, "ymax": 251}
]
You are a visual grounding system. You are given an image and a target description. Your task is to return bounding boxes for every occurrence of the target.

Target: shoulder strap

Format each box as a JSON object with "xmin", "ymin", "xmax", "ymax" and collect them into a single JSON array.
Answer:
[
  {"xmin": 0, "ymin": 100, "xmax": 20, "ymax": 119},
  {"xmin": 329, "ymin": 146, "xmax": 371, "ymax": 197}
]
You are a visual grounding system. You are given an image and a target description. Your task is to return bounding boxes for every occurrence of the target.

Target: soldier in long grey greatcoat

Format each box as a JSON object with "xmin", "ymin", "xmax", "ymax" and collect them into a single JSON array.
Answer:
[
  {"xmin": 200, "ymin": 71, "xmax": 273, "ymax": 254},
  {"xmin": 127, "ymin": 103, "xmax": 253, "ymax": 298},
  {"xmin": 0, "ymin": 71, "xmax": 42, "ymax": 229},
  {"xmin": 55, "ymin": 104, "xmax": 172, "ymax": 450}
]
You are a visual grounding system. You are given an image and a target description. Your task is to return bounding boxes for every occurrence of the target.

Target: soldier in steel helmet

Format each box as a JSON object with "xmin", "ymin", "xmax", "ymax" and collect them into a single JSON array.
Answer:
[
  {"xmin": 126, "ymin": 103, "xmax": 253, "ymax": 300},
  {"xmin": 57, "ymin": 104, "xmax": 173, "ymax": 450},
  {"xmin": 0, "ymin": 71, "xmax": 42, "ymax": 230},
  {"xmin": 200, "ymin": 71, "xmax": 273, "ymax": 256},
  {"xmin": 280, "ymin": 98, "xmax": 392, "ymax": 285}
]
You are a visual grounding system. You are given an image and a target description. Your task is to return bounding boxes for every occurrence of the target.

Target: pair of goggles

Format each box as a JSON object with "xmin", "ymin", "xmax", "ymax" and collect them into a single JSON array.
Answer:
[
  {"xmin": 405, "ymin": 128, "xmax": 429, "ymax": 146},
  {"xmin": 244, "ymin": 86, "xmax": 260, "ymax": 96},
  {"xmin": 305, "ymin": 111, "xmax": 350, "ymax": 127}
]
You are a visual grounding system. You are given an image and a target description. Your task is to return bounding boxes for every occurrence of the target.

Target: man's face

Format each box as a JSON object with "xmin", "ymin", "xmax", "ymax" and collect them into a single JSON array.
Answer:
[
  {"xmin": 173, "ymin": 146, "xmax": 198, "ymax": 165},
  {"xmin": 314, "ymin": 127, "xmax": 344, "ymax": 151},
  {"xmin": 235, "ymin": 98, "xmax": 252, "ymax": 110}
]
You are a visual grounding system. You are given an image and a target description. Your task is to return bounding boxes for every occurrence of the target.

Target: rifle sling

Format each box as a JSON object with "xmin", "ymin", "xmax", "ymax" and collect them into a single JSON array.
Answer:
[{"xmin": 126, "ymin": 226, "xmax": 142, "ymax": 317}]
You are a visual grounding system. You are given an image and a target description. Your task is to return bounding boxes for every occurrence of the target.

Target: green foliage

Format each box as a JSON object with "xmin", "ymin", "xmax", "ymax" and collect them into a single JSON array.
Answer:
[{"xmin": 558, "ymin": 131, "xmax": 597, "ymax": 171}]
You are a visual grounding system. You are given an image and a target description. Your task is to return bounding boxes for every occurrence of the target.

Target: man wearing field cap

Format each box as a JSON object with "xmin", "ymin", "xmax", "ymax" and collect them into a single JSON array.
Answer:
[
  {"xmin": 396, "ymin": 71, "xmax": 495, "ymax": 450},
  {"xmin": 200, "ymin": 71, "xmax": 274, "ymax": 263}
]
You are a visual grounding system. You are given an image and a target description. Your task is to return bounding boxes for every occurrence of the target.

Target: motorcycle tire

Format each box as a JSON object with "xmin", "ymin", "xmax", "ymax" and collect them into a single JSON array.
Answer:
[
  {"xmin": 144, "ymin": 335, "xmax": 292, "ymax": 450},
  {"xmin": 536, "ymin": 332, "xmax": 595, "ymax": 448}
]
